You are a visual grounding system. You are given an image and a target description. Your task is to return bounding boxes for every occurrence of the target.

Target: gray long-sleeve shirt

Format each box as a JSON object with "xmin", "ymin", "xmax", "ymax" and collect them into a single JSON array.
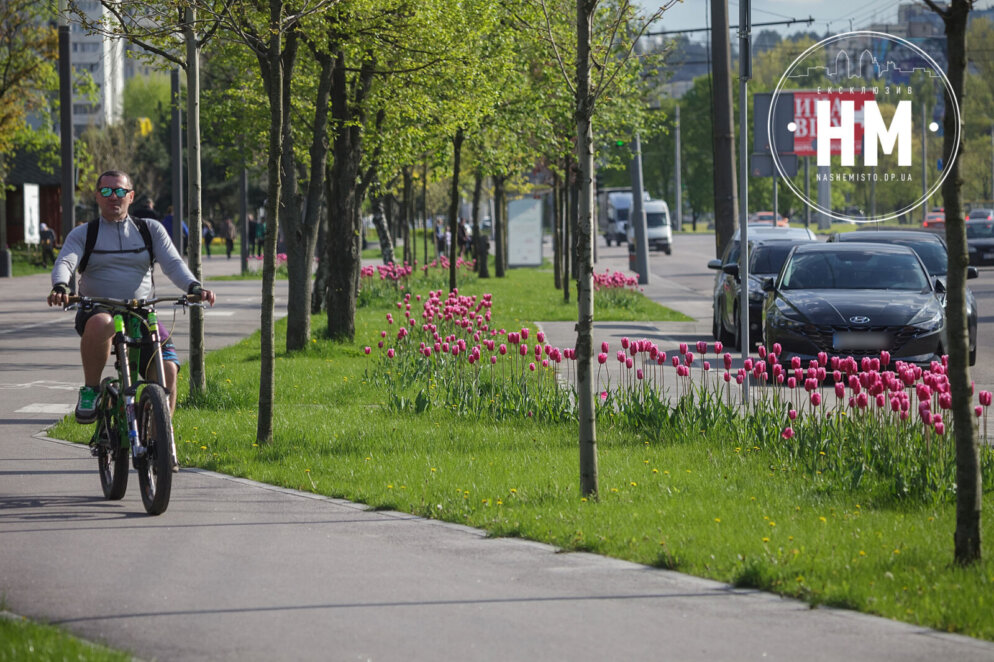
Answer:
[{"xmin": 52, "ymin": 217, "xmax": 200, "ymax": 299}]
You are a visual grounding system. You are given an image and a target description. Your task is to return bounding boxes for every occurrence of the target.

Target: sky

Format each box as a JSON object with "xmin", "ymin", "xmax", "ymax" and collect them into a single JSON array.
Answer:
[{"xmin": 642, "ymin": 0, "xmax": 994, "ymax": 38}]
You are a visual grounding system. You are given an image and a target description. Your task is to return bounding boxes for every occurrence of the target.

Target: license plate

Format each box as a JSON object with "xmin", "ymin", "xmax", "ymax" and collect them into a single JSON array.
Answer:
[{"xmin": 834, "ymin": 331, "xmax": 890, "ymax": 351}]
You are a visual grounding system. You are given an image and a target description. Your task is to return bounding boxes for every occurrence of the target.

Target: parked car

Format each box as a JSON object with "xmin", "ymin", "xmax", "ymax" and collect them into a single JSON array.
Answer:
[
  {"xmin": 748, "ymin": 211, "xmax": 789, "ymax": 227},
  {"xmin": 626, "ymin": 199, "xmax": 672, "ymax": 254},
  {"xmin": 968, "ymin": 208, "xmax": 994, "ymax": 222},
  {"xmin": 710, "ymin": 238, "xmax": 815, "ymax": 348},
  {"xmin": 827, "ymin": 229, "xmax": 978, "ymax": 365},
  {"xmin": 967, "ymin": 219, "xmax": 994, "ymax": 266},
  {"xmin": 923, "ymin": 211, "xmax": 945, "ymax": 229},
  {"xmin": 606, "ymin": 191, "xmax": 647, "ymax": 246},
  {"xmin": 762, "ymin": 243, "xmax": 946, "ymax": 366}
]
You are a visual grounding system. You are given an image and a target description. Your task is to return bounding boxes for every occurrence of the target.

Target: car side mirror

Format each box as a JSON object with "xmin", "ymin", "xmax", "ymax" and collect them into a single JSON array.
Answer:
[
  {"xmin": 967, "ymin": 266, "xmax": 979, "ymax": 280},
  {"xmin": 707, "ymin": 258, "xmax": 722, "ymax": 270},
  {"xmin": 722, "ymin": 263, "xmax": 740, "ymax": 279},
  {"xmin": 933, "ymin": 277, "xmax": 946, "ymax": 293},
  {"xmin": 762, "ymin": 278, "xmax": 776, "ymax": 292}
]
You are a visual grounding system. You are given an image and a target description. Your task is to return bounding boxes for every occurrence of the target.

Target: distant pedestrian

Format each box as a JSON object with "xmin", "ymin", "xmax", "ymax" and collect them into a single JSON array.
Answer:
[
  {"xmin": 203, "ymin": 220, "xmax": 216, "ymax": 258},
  {"xmin": 254, "ymin": 219, "xmax": 266, "ymax": 256},
  {"xmin": 39, "ymin": 223, "xmax": 57, "ymax": 267},
  {"xmin": 221, "ymin": 218, "xmax": 236, "ymax": 259}
]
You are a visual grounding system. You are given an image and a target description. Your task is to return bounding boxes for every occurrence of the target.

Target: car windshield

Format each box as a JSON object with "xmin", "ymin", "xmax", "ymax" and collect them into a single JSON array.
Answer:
[
  {"xmin": 646, "ymin": 211, "xmax": 668, "ymax": 228},
  {"xmin": 616, "ymin": 209, "xmax": 629, "ymax": 222},
  {"xmin": 968, "ymin": 223, "xmax": 994, "ymax": 239},
  {"xmin": 750, "ymin": 243, "xmax": 796, "ymax": 275},
  {"xmin": 781, "ymin": 251, "xmax": 929, "ymax": 291}
]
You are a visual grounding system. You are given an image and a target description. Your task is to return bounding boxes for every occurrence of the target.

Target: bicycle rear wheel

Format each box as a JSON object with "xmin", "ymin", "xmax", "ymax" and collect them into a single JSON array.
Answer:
[
  {"xmin": 96, "ymin": 412, "xmax": 129, "ymax": 500},
  {"xmin": 136, "ymin": 385, "xmax": 173, "ymax": 515}
]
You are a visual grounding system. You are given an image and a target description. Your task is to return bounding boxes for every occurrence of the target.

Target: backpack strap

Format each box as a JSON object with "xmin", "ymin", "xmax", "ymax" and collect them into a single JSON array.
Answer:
[{"xmin": 78, "ymin": 217, "xmax": 155, "ymax": 274}]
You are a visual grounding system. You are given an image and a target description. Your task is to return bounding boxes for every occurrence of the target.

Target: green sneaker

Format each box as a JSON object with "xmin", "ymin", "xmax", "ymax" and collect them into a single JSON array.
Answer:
[{"xmin": 75, "ymin": 386, "xmax": 99, "ymax": 424}]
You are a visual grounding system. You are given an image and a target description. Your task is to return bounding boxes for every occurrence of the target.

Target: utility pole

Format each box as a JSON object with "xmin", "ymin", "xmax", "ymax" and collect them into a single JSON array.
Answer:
[
  {"xmin": 711, "ymin": 0, "xmax": 739, "ymax": 259},
  {"xmin": 170, "ymin": 68, "xmax": 184, "ymax": 252},
  {"xmin": 738, "ymin": 0, "xmax": 751, "ymax": 403},
  {"xmin": 55, "ymin": 0, "xmax": 75, "ymax": 275},
  {"xmin": 630, "ymin": 133, "xmax": 650, "ymax": 284},
  {"xmin": 675, "ymin": 105, "xmax": 683, "ymax": 232}
]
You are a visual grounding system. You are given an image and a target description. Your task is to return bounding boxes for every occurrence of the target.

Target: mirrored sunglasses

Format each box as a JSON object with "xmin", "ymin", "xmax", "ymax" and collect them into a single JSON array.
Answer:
[{"xmin": 99, "ymin": 187, "xmax": 132, "ymax": 198}]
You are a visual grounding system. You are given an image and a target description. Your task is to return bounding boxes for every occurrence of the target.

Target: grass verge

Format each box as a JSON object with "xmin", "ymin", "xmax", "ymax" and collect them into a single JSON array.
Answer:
[
  {"xmin": 49, "ymin": 266, "xmax": 993, "ymax": 641},
  {"xmin": 0, "ymin": 613, "xmax": 132, "ymax": 661}
]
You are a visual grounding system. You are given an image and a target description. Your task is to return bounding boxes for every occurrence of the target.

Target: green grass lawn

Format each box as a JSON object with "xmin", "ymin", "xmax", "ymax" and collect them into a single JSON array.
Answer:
[
  {"xmin": 0, "ymin": 614, "xmax": 132, "ymax": 661},
  {"xmin": 49, "ymin": 265, "xmax": 994, "ymax": 641}
]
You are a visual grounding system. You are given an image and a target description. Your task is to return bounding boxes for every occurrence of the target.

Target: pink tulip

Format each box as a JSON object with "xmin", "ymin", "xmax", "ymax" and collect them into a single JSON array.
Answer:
[
  {"xmin": 600, "ymin": 391, "xmax": 608, "ymax": 401},
  {"xmin": 788, "ymin": 409, "xmax": 798, "ymax": 421},
  {"xmin": 621, "ymin": 337, "xmax": 630, "ymax": 349},
  {"xmin": 744, "ymin": 358, "xmax": 753, "ymax": 371},
  {"xmin": 714, "ymin": 341, "xmax": 724, "ymax": 354},
  {"xmin": 856, "ymin": 392, "xmax": 868, "ymax": 409},
  {"xmin": 520, "ymin": 344, "xmax": 528, "ymax": 356},
  {"xmin": 758, "ymin": 345, "xmax": 767, "ymax": 360},
  {"xmin": 934, "ymin": 421, "xmax": 946, "ymax": 435},
  {"xmin": 537, "ymin": 331, "xmax": 545, "ymax": 343},
  {"xmin": 499, "ymin": 343, "xmax": 507, "ymax": 355},
  {"xmin": 377, "ymin": 341, "xmax": 384, "ymax": 349},
  {"xmin": 598, "ymin": 353, "xmax": 608, "ymax": 364},
  {"xmin": 782, "ymin": 427, "xmax": 795, "ymax": 440},
  {"xmin": 875, "ymin": 394, "xmax": 885, "ymax": 408},
  {"xmin": 938, "ymin": 393, "xmax": 952, "ymax": 410},
  {"xmin": 976, "ymin": 405, "xmax": 983, "ymax": 417},
  {"xmin": 703, "ymin": 361, "xmax": 711, "ymax": 372},
  {"xmin": 636, "ymin": 369, "xmax": 644, "ymax": 380},
  {"xmin": 696, "ymin": 341, "xmax": 708, "ymax": 354},
  {"xmin": 529, "ymin": 362, "xmax": 536, "ymax": 371},
  {"xmin": 521, "ymin": 328, "xmax": 529, "ymax": 340},
  {"xmin": 679, "ymin": 342, "xmax": 688, "ymax": 355},
  {"xmin": 672, "ymin": 356, "xmax": 680, "ymax": 368},
  {"xmin": 723, "ymin": 371, "xmax": 731, "ymax": 382},
  {"xmin": 835, "ymin": 382, "xmax": 845, "ymax": 398},
  {"xmin": 788, "ymin": 377, "xmax": 797, "ymax": 389},
  {"xmin": 542, "ymin": 359, "xmax": 549, "ymax": 368},
  {"xmin": 723, "ymin": 353, "xmax": 732, "ymax": 370},
  {"xmin": 880, "ymin": 350, "xmax": 891, "ymax": 367},
  {"xmin": 626, "ymin": 358, "xmax": 634, "ymax": 369},
  {"xmin": 386, "ymin": 348, "xmax": 395, "ymax": 359},
  {"xmin": 490, "ymin": 355, "xmax": 497, "ymax": 365},
  {"xmin": 363, "ymin": 346, "xmax": 371, "ymax": 355},
  {"xmin": 980, "ymin": 391, "xmax": 993, "ymax": 407},
  {"xmin": 817, "ymin": 352, "xmax": 827, "ymax": 367},
  {"xmin": 810, "ymin": 392, "xmax": 822, "ymax": 407},
  {"xmin": 601, "ymin": 341, "xmax": 610, "ymax": 353},
  {"xmin": 685, "ymin": 352, "xmax": 695, "ymax": 366}
]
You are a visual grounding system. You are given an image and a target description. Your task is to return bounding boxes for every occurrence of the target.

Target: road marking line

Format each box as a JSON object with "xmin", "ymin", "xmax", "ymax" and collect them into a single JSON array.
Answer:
[{"xmin": 15, "ymin": 403, "xmax": 74, "ymax": 414}]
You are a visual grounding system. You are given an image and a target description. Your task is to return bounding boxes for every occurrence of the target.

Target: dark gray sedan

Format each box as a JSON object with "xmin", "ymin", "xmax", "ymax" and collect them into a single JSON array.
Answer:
[{"xmin": 762, "ymin": 243, "xmax": 946, "ymax": 366}]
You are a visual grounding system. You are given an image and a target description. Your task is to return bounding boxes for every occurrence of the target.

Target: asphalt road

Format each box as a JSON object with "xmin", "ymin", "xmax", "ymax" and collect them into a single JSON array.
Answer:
[{"xmin": 2, "ymin": 253, "xmax": 994, "ymax": 661}]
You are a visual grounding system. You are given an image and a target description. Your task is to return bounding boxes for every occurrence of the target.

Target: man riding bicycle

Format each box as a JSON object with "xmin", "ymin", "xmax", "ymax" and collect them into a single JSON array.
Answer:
[{"xmin": 47, "ymin": 170, "xmax": 216, "ymax": 423}]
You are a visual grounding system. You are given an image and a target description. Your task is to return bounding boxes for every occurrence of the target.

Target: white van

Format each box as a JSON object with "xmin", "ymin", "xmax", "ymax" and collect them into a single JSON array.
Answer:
[
  {"xmin": 627, "ymin": 199, "xmax": 672, "ymax": 255},
  {"xmin": 605, "ymin": 192, "xmax": 632, "ymax": 246}
]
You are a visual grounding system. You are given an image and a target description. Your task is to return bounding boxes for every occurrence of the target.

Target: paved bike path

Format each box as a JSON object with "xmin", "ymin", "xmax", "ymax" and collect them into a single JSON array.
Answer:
[{"xmin": 2, "ymin": 261, "xmax": 994, "ymax": 661}]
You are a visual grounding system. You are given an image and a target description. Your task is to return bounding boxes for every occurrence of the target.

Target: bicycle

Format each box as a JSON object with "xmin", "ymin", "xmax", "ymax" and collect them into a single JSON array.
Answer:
[{"xmin": 66, "ymin": 294, "xmax": 203, "ymax": 515}]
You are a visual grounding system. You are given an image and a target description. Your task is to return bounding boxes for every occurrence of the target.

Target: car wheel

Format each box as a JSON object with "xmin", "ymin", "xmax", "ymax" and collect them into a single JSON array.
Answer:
[
  {"xmin": 664, "ymin": 246, "xmax": 672, "ymax": 255},
  {"xmin": 970, "ymin": 342, "xmax": 977, "ymax": 367},
  {"xmin": 605, "ymin": 235, "xmax": 611, "ymax": 247}
]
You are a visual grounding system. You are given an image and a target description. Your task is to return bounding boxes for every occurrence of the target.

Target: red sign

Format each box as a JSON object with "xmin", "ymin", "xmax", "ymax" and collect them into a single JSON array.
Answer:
[{"xmin": 789, "ymin": 90, "xmax": 876, "ymax": 157}]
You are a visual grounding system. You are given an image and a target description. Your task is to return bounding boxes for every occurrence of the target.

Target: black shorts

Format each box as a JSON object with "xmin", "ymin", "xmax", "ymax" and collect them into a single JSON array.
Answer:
[{"xmin": 75, "ymin": 308, "xmax": 180, "ymax": 377}]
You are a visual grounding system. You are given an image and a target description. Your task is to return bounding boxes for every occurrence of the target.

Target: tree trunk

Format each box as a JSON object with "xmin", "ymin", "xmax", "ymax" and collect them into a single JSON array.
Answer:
[
  {"xmin": 576, "ymin": 0, "xmax": 597, "ymax": 498},
  {"xmin": 709, "ymin": 0, "xmax": 738, "ymax": 258},
  {"xmin": 553, "ymin": 170, "xmax": 561, "ymax": 289},
  {"xmin": 402, "ymin": 166, "xmax": 413, "ymax": 266},
  {"xmin": 935, "ymin": 0, "xmax": 981, "ymax": 565},
  {"xmin": 325, "ymin": 53, "xmax": 374, "ymax": 340},
  {"xmin": 370, "ymin": 190, "xmax": 395, "ymax": 265},
  {"xmin": 562, "ymin": 158, "xmax": 571, "ymax": 304},
  {"xmin": 494, "ymin": 174, "xmax": 505, "ymax": 278},
  {"xmin": 184, "ymin": 9, "xmax": 206, "ymax": 398},
  {"xmin": 448, "ymin": 127, "xmax": 464, "ymax": 292},
  {"xmin": 422, "ymin": 159, "xmax": 429, "ymax": 268},
  {"xmin": 284, "ymin": 33, "xmax": 332, "ymax": 351},
  {"xmin": 471, "ymin": 167, "xmax": 483, "ymax": 275},
  {"xmin": 255, "ymin": 0, "xmax": 283, "ymax": 444}
]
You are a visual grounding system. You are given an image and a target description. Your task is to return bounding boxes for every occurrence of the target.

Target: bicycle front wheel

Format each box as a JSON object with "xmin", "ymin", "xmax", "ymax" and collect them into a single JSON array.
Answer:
[
  {"xmin": 136, "ymin": 385, "xmax": 173, "ymax": 515},
  {"xmin": 97, "ymin": 412, "xmax": 129, "ymax": 500}
]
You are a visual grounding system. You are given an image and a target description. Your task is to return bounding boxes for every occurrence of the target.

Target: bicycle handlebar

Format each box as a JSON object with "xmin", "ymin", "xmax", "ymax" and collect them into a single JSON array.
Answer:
[{"xmin": 66, "ymin": 294, "xmax": 206, "ymax": 311}]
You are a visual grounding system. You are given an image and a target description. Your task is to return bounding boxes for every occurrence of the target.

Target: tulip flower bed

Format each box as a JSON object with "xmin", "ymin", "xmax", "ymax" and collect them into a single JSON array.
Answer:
[
  {"xmin": 358, "ymin": 257, "xmax": 477, "ymax": 307},
  {"xmin": 367, "ymin": 288, "xmax": 994, "ymax": 504}
]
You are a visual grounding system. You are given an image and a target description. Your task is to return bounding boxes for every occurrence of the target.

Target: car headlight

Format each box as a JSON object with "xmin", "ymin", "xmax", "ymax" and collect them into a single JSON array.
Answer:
[
  {"xmin": 909, "ymin": 307, "xmax": 944, "ymax": 332},
  {"xmin": 769, "ymin": 307, "xmax": 807, "ymax": 331}
]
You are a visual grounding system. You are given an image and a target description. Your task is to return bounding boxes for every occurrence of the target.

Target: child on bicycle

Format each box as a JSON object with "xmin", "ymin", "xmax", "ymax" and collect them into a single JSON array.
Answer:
[{"xmin": 46, "ymin": 170, "xmax": 216, "ymax": 423}]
